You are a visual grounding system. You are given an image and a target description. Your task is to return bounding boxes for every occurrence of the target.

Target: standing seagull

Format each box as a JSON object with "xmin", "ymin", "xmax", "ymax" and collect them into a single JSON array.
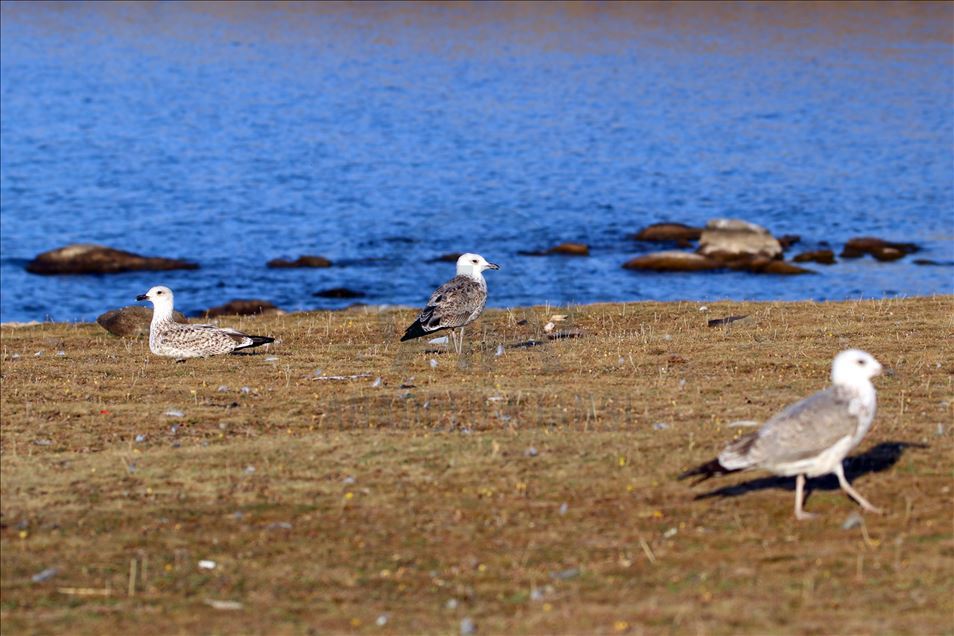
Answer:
[
  {"xmin": 401, "ymin": 253, "xmax": 500, "ymax": 354},
  {"xmin": 680, "ymin": 349, "xmax": 884, "ymax": 520},
  {"xmin": 137, "ymin": 285, "xmax": 274, "ymax": 361}
]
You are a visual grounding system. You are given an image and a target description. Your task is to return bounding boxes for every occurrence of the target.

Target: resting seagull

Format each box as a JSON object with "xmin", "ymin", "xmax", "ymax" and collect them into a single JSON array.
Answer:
[
  {"xmin": 680, "ymin": 349, "xmax": 884, "ymax": 520},
  {"xmin": 136, "ymin": 285, "xmax": 274, "ymax": 361},
  {"xmin": 401, "ymin": 253, "xmax": 500, "ymax": 354}
]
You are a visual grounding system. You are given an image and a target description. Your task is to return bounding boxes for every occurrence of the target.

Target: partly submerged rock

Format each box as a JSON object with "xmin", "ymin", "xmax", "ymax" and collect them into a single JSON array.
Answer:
[
  {"xmin": 777, "ymin": 234, "xmax": 801, "ymax": 250},
  {"xmin": 97, "ymin": 305, "xmax": 188, "ymax": 338},
  {"xmin": 632, "ymin": 223, "xmax": 703, "ymax": 246},
  {"xmin": 697, "ymin": 219, "xmax": 783, "ymax": 260},
  {"xmin": 313, "ymin": 287, "xmax": 366, "ymax": 299},
  {"xmin": 623, "ymin": 251, "xmax": 812, "ymax": 275},
  {"xmin": 730, "ymin": 256, "xmax": 814, "ymax": 275},
  {"xmin": 266, "ymin": 255, "xmax": 332, "ymax": 268},
  {"xmin": 622, "ymin": 251, "xmax": 722, "ymax": 272},
  {"xmin": 793, "ymin": 249, "xmax": 836, "ymax": 265},
  {"xmin": 203, "ymin": 299, "xmax": 281, "ymax": 318},
  {"xmin": 431, "ymin": 253, "xmax": 463, "ymax": 263},
  {"xmin": 840, "ymin": 237, "xmax": 918, "ymax": 261},
  {"xmin": 519, "ymin": 242, "xmax": 590, "ymax": 257},
  {"xmin": 27, "ymin": 244, "xmax": 198, "ymax": 275}
]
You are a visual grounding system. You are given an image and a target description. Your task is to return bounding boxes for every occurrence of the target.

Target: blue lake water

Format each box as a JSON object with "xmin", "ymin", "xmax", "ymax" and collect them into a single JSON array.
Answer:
[{"xmin": 1, "ymin": 3, "xmax": 952, "ymax": 322}]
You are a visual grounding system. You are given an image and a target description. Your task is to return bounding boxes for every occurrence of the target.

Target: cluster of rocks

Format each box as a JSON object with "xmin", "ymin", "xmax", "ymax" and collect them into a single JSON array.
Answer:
[
  {"xmin": 624, "ymin": 219, "xmax": 813, "ymax": 274},
  {"xmin": 28, "ymin": 245, "xmax": 347, "ymax": 335},
  {"xmin": 33, "ymin": 226, "xmax": 933, "ymax": 338},
  {"xmin": 624, "ymin": 219, "xmax": 922, "ymax": 274},
  {"xmin": 25, "ymin": 244, "xmax": 339, "ymax": 275},
  {"xmin": 839, "ymin": 238, "xmax": 919, "ymax": 262}
]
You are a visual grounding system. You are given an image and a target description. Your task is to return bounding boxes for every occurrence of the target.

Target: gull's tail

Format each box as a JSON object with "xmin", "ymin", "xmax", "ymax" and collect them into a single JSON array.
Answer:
[
  {"xmin": 677, "ymin": 458, "xmax": 737, "ymax": 485},
  {"xmin": 680, "ymin": 430, "xmax": 761, "ymax": 484},
  {"xmin": 233, "ymin": 335, "xmax": 275, "ymax": 351},
  {"xmin": 401, "ymin": 320, "xmax": 429, "ymax": 342}
]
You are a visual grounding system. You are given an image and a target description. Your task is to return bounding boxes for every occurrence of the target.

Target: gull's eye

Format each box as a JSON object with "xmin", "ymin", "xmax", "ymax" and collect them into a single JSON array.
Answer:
[
  {"xmin": 472, "ymin": 259, "xmax": 478, "ymax": 264},
  {"xmin": 157, "ymin": 291, "xmax": 163, "ymax": 295},
  {"xmin": 857, "ymin": 358, "xmax": 866, "ymax": 365}
]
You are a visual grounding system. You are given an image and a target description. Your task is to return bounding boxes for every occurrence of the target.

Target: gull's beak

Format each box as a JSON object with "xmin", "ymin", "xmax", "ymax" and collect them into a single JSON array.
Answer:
[
  {"xmin": 486, "ymin": 262, "xmax": 500, "ymax": 271},
  {"xmin": 136, "ymin": 294, "xmax": 149, "ymax": 301}
]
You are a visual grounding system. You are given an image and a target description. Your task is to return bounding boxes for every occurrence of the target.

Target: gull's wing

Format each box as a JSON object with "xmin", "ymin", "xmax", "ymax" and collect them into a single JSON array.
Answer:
[
  {"xmin": 401, "ymin": 276, "xmax": 488, "ymax": 341},
  {"xmin": 425, "ymin": 276, "xmax": 485, "ymax": 325},
  {"xmin": 157, "ymin": 323, "xmax": 237, "ymax": 356},
  {"xmin": 189, "ymin": 324, "xmax": 257, "ymax": 347},
  {"xmin": 719, "ymin": 387, "xmax": 861, "ymax": 470},
  {"xmin": 404, "ymin": 276, "xmax": 485, "ymax": 340}
]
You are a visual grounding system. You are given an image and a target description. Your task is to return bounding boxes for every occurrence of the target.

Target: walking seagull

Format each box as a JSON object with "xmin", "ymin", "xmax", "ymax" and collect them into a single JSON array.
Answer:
[
  {"xmin": 136, "ymin": 286, "xmax": 274, "ymax": 360},
  {"xmin": 401, "ymin": 253, "xmax": 500, "ymax": 354},
  {"xmin": 679, "ymin": 349, "xmax": 884, "ymax": 520}
]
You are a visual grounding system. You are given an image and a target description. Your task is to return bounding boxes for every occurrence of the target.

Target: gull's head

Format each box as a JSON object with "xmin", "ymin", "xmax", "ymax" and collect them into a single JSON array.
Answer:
[
  {"xmin": 831, "ymin": 349, "xmax": 882, "ymax": 387},
  {"xmin": 136, "ymin": 285, "xmax": 174, "ymax": 307},
  {"xmin": 456, "ymin": 253, "xmax": 500, "ymax": 278}
]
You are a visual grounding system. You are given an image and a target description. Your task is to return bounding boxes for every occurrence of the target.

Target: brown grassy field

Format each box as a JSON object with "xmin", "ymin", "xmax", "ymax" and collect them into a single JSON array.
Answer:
[{"xmin": 1, "ymin": 297, "xmax": 952, "ymax": 635}]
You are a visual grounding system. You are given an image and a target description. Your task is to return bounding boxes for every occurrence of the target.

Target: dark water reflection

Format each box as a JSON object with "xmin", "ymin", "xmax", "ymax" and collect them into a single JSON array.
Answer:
[{"xmin": 1, "ymin": 2, "xmax": 951, "ymax": 321}]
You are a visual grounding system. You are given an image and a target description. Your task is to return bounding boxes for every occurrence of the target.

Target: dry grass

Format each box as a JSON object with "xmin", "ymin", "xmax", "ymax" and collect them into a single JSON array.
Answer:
[{"xmin": 2, "ymin": 297, "xmax": 952, "ymax": 635}]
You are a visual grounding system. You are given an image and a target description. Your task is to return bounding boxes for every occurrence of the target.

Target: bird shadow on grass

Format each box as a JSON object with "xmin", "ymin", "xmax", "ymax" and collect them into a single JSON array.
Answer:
[{"xmin": 693, "ymin": 441, "xmax": 928, "ymax": 501}]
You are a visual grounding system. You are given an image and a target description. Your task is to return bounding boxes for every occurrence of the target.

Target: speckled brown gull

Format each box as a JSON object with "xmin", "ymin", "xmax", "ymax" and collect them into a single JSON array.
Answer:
[
  {"xmin": 680, "ymin": 349, "xmax": 884, "ymax": 520},
  {"xmin": 136, "ymin": 286, "xmax": 274, "ymax": 361},
  {"xmin": 401, "ymin": 253, "xmax": 500, "ymax": 354}
]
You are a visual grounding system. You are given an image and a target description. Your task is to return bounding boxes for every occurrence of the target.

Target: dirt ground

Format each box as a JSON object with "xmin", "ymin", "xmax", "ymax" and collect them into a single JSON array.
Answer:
[{"xmin": 1, "ymin": 297, "xmax": 952, "ymax": 634}]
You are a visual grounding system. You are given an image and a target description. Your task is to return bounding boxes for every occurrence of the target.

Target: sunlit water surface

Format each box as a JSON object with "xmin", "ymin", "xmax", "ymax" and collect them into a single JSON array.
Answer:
[{"xmin": 1, "ymin": 3, "xmax": 951, "ymax": 321}]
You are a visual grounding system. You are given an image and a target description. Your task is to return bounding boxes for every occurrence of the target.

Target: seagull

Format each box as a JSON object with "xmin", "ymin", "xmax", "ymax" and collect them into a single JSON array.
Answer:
[
  {"xmin": 679, "ymin": 349, "xmax": 885, "ymax": 520},
  {"xmin": 136, "ymin": 285, "xmax": 274, "ymax": 361},
  {"xmin": 401, "ymin": 253, "xmax": 500, "ymax": 354}
]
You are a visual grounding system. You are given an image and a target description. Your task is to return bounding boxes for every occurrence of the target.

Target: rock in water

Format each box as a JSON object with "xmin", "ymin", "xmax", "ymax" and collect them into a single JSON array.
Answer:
[
  {"xmin": 840, "ymin": 237, "xmax": 919, "ymax": 261},
  {"xmin": 266, "ymin": 255, "xmax": 332, "ymax": 268},
  {"xmin": 26, "ymin": 244, "xmax": 198, "ymax": 275},
  {"xmin": 735, "ymin": 256, "xmax": 814, "ymax": 275},
  {"xmin": 313, "ymin": 287, "xmax": 366, "ymax": 299},
  {"xmin": 520, "ymin": 242, "xmax": 590, "ymax": 256},
  {"xmin": 544, "ymin": 242, "xmax": 589, "ymax": 256},
  {"xmin": 97, "ymin": 305, "xmax": 188, "ymax": 338},
  {"xmin": 203, "ymin": 300, "xmax": 281, "ymax": 317},
  {"xmin": 777, "ymin": 234, "xmax": 801, "ymax": 250},
  {"xmin": 697, "ymin": 219, "xmax": 783, "ymax": 260},
  {"xmin": 794, "ymin": 249, "xmax": 836, "ymax": 265},
  {"xmin": 431, "ymin": 253, "xmax": 464, "ymax": 263},
  {"xmin": 622, "ymin": 251, "xmax": 722, "ymax": 271},
  {"xmin": 622, "ymin": 250, "xmax": 812, "ymax": 275},
  {"xmin": 632, "ymin": 222, "xmax": 703, "ymax": 245}
]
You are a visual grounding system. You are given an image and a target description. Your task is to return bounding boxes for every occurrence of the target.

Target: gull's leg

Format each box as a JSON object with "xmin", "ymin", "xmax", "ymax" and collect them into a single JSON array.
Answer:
[
  {"xmin": 795, "ymin": 474, "xmax": 817, "ymax": 520},
  {"xmin": 834, "ymin": 462, "xmax": 883, "ymax": 514},
  {"xmin": 449, "ymin": 329, "xmax": 458, "ymax": 354},
  {"xmin": 457, "ymin": 326, "xmax": 466, "ymax": 355}
]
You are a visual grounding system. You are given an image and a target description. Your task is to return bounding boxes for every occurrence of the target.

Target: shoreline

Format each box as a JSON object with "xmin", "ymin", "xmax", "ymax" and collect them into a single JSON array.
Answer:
[{"xmin": 2, "ymin": 294, "xmax": 952, "ymax": 329}]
